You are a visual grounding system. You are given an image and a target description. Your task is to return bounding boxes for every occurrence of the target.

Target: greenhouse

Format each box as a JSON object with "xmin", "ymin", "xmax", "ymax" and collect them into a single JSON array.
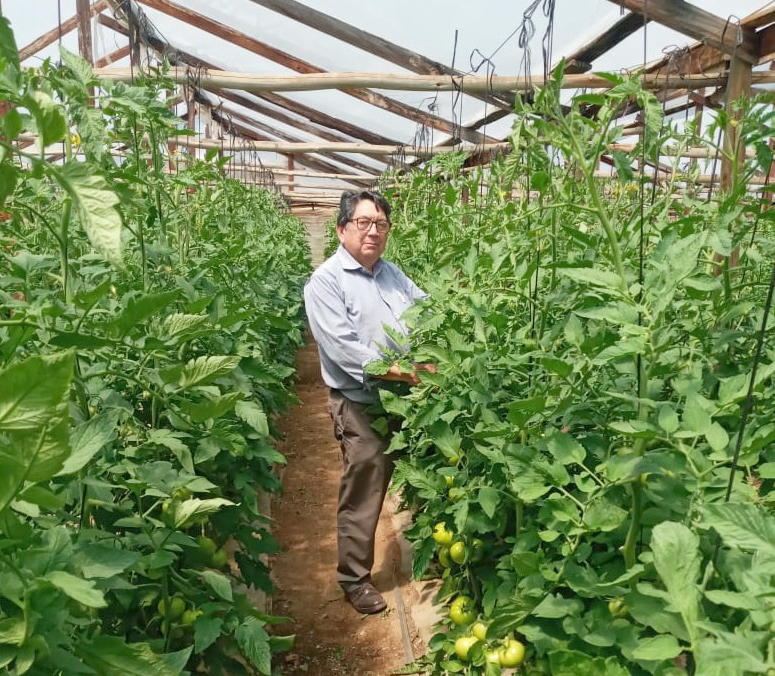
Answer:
[{"xmin": 2, "ymin": 1, "xmax": 775, "ymax": 675}]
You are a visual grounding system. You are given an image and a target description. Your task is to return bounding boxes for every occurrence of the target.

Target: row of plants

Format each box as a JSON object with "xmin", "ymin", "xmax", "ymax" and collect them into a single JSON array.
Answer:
[
  {"xmin": 1, "ymin": 16, "xmax": 310, "ymax": 676},
  {"xmin": 375, "ymin": 67, "xmax": 775, "ymax": 675}
]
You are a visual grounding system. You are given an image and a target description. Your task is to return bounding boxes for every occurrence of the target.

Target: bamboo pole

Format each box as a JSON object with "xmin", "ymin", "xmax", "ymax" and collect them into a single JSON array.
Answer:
[{"xmin": 91, "ymin": 67, "xmax": 775, "ymax": 92}]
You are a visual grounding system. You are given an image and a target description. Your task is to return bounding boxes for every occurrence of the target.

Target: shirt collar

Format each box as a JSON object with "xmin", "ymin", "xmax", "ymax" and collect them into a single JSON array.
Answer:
[{"xmin": 336, "ymin": 245, "xmax": 384, "ymax": 276}]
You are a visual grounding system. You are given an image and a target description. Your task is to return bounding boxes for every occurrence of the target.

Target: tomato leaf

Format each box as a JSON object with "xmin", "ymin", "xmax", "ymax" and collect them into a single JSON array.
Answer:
[
  {"xmin": 235, "ymin": 400, "xmax": 269, "ymax": 437},
  {"xmin": 44, "ymin": 571, "xmax": 107, "ymax": 608},
  {"xmin": 179, "ymin": 356, "xmax": 241, "ymax": 389},
  {"xmin": 198, "ymin": 570, "xmax": 232, "ymax": 601},
  {"xmin": 77, "ymin": 635, "xmax": 183, "ymax": 676},
  {"xmin": 650, "ymin": 522, "xmax": 701, "ymax": 641},
  {"xmin": 234, "ymin": 617, "xmax": 271, "ymax": 675},
  {"xmin": 194, "ymin": 616, "xmax": 223, "ymax": 653}
]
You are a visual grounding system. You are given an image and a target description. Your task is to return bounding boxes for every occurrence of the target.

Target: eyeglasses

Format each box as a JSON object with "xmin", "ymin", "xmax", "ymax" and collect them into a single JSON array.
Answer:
[{"xmin": 349, "ymin": 217, "xmax": 391, "ymax": 233}]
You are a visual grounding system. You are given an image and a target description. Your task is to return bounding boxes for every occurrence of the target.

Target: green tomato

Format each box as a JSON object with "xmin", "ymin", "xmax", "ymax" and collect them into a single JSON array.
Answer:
[
  {"xmin": 450, "ymin": 541, "xmax": 467, "ymax": 564},
  {"xmin": 454, "ymin": 635, "xmax": 478, "ymax": 661},
  {"xmin": 498, "ymin": 639, "xmax": 525, "ymax": 667},
  {"xmin": 608, "ymin": 597, "xmax": 628, "ymax": 617},
  {"xmin": 158, "ymin": 595, "xmax": 185, "ymax": 620},
  {"xmin": 432, "ymin": 522, "xmax": 454, "ymax": 546},
  {"xmin": 196, "ymin": 535, "xmax": 217, "ymax": 557},
  {"xmin": 449, "ymin": 595, "xmax": 476, "ymax": 625},
  {"xmin": 471, "ymin": 621, "xmax": 488, "ymax": 641},
  {"xmin": 211, "ymin": 548, "xmax": 228, "ymax": 568},
  {"xmin": 470, "ymin": 537, "xmax": 485, "ymax": 563},
  {"xmin": 444, "ymin": 475, "xmax": 454, "ymax": 487},
  {"xmin": 181, "ymin": 609, "xmax": 203, "ymax": 626},
  {"xmin": 485, "ymin": 649, "xmax": 501, "ymax": 665},
  {"xmin": 438, "ymin": 546, "xmax": 451, "ymax": 568}
]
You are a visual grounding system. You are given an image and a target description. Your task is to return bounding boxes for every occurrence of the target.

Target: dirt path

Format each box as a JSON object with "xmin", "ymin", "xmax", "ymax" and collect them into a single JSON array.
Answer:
[{"xmin": 271, "ymin": 340, "xmax": 420, "ymax": 676}]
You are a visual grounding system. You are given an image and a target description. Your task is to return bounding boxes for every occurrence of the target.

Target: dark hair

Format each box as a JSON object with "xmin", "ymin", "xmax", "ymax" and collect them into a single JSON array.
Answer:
[{"xmin": 336, "ymin": 190, "xmax": 392, "ymax": 228}]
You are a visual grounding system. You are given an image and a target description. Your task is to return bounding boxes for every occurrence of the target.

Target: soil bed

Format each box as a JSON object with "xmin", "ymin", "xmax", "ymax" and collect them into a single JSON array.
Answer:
[{"xmin": 270, "ymin": 339, "xmax": 424, "ymax": 676}]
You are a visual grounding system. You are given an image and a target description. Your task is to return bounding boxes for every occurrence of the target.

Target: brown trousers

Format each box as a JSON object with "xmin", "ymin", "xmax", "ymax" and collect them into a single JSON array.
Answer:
[{"xmin": 328, "ymin": 390, "xmax": 397, "ymax": 592}]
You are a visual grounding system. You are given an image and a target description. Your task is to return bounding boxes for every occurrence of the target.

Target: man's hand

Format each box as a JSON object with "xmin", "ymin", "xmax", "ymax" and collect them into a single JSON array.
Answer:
[{"xmin": 380, "ymin": 362, "xmax": 437, "ymax": 386}]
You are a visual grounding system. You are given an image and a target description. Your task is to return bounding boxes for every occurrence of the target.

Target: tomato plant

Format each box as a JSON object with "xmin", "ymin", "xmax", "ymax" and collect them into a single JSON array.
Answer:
[
  {"xmin": 0, "ymin": 17, "xmax": 306, "ymax": 674},
  {"xmin": 377, "ymin": 66, "xmax": 775, "ymax": 676}
]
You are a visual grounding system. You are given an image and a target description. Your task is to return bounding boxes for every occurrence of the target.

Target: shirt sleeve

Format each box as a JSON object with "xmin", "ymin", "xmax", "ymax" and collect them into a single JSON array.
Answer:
[{"xmin": 304, "ymin": 273, "xmax": 382, "ymax": 386}]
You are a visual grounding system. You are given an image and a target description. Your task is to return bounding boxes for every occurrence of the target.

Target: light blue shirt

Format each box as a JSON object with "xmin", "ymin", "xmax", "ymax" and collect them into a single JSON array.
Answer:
[{"xmin": 304, "ymin": 245, "xmax": 425, "ymax": 403}]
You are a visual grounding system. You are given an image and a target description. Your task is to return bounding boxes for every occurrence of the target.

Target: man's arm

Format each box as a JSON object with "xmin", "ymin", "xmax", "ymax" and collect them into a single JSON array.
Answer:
[{"xmin": 304, "ymin": 274, "xmax": 381, "ymax": 385}]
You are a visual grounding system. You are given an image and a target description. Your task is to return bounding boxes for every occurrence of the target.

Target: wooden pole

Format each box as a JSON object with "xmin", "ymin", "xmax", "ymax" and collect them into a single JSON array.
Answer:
[
  {"xmin": 92, "ymin": 67, "xmax": 775, "ymax": 92},
  {"xmin": 76, "ymin": 0, "xmax": 94, "ymax": 64},
  {"xmin": 288, "ymin": 155, "xmax": 294, "ymax": 192}
]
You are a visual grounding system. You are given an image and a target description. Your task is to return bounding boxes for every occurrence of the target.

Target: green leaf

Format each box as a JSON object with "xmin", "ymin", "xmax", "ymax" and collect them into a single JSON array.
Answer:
[
  {"xmin": 75, "ymin": 544, "xmax": 141, "ymax": 579},
  {"xmin": 532, "ymin": 593, "xmax": 583, "ymax": 619},
  {"xmin": 583, "ymin": 497, "xmax": 628, "ymax": 532},
  {"xmin": 0, "ymin": 15, "xmax": 20, "ymax": 73},
  {"xmin": 234, "ymin": 617, "xmax": 272, "ymax": 675},
  {"xmin": 0, "ymin": 351, "xmax": 74, "ymax": 430},
  {"xmin": 181, "ymin": 392, "xmax": 242, "ymax": 423},
  {"xmin": 694, "ymin": 630, "xmax": 769, "ymax": 676},
  {"xmin": 657, "ymin": 405, "xmax": 679, "ymax": 434},
  {"xmin": 58, "ymin": 411, "xmax": 119, "ymax": 475},
  {"xmin": 0, "ymin": 616, "xmax": 25, "ymax": 646},
  {"xmin": 147, "ymin": 429, "xmax": 193, "ymax": 473},
  {"xmin": 558, "ymin": 267, "xmax": 625, "ymax": 294},
  {"xmin": 44, "ymin": 571, "xmax": 107, "ymax": 608},
  {"xmin": 198, "ymin": 570, "xmax": 232, "ymax": 601},
  {"xmin": 179, "ymin": 356, "xmax": 241, "ymax": 389},
  {"xmin": 172, "ymin": 497, "xmax": 234, "ymax": 528},
  {"xmin": 26, "ymin": 90, "xmax": 68, "ymax": 146},
  {"xmin": 0, "ymin": 163, "xmax": 18, "ymax": 208},
  {"xmin": 701, "ymin": 503, "xmax": 775, "ymax": 557},
  {"xmin": 162, "ymin": 313, "xmax": 208, "ymax": 337},
  {"xmin": 477, "ymin": 487, "xmax": 498, "ymax": 519},
  {"xmin": 682, "ymin": 394, "xmax": 711, "ymax": 435},
  {"xmin": 59, "ymin": 45, "xmax": 95, "ymax": 87},
  {"xmin": 706, "ymin": 422, "xmax": 729, "ymax": 453},
  {"xmin": 77, "ymin": 636, "xmax": 184, "ymax": 676},
  {"xmin": 611, "ymin": 150, "xmax": 634, "ymax": 182},
  {"xmin": 631, "ymin": 634, "xmax": 682, "ymax": 660},
  {"xmin": 235, "ymin": 400, "xmax": 269, "ymax": 437},
  {"xmin": 0, "ymin": 415, "xmax": 70, "ymax": 514},
  {"xmin": 113, "ymin": 290, "xmax": 179, "ymax": 337},
  {"xmin": 704, "ymin": 589, "xmax": 761, "ymax": 610},
  {"xmin": 546, "ymin": 431, "xmax": 586, "ymax": 465},
  {"xmin": 650, "ymin": 522, "xmax": 701, "ymax": 640},
  {"xmin": 194, "ymin": 616, "xmax": 223, "ymax": 653},
  {"xmin": 549, "ymin": 649, "xmax": 632, "ymax": 676},
  {"xmin": 60, "ymin": 162, "xmax": 122, "ymax": 267}
]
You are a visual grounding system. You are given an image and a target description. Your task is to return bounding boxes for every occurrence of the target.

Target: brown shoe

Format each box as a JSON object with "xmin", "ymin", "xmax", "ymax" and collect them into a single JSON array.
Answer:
[{"xmin": 344, "ymin": 583, "xmax": 387, "ymax": 614}]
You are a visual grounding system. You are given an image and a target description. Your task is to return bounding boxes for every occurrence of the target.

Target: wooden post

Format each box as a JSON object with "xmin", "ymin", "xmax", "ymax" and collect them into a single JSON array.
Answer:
[
  {"xmin": 287, "ymin": 155, "xmax": 294, "ymax": 192},
  {"xmin": 76, "ymin": 0, "xmax": 94, "ymax": 64},
  {"xmin": 720, "ymin": 56, "xmax": 753, "ymax": 191},
  {"xmin": 714, "ymin": 55, "xmax": 752, "ymax": 273}
]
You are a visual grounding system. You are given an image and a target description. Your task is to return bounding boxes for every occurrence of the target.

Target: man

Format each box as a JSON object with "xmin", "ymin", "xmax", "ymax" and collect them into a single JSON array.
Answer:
[{"xmin": 304, "ymin": 189, "xmax": 433, "ymax": 614}]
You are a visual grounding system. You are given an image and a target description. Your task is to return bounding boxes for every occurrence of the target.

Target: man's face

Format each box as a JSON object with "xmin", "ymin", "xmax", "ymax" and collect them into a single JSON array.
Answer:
[{"xmin": 337, "ymin": 198, "xmax": 389, "ymax": 271}]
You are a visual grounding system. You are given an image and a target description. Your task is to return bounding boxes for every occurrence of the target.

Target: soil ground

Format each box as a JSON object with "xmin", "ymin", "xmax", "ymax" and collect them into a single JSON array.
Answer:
[{"xmin": 267, "ymin": 208, "xmax": 432, "ymax": 676}]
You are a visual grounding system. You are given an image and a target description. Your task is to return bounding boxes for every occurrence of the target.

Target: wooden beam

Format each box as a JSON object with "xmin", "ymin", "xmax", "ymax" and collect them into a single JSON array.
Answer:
[
  {"xmin": 743, "ymin": 5, "xmax": 775, "ymax": 30},
  {"xmin": 160, "ymin": 136, "xmax": 510, "ymax": 156},
  {"xmin": 97, "ymin": 13, "xmax": 396, "ymax": 147},
  {"xmin": 248, "ymin": 0, "xmax": 514, "ymax": 111},
  {"xmin": 76, "ymin": 0, "xmax": 94, "ymax": 64},
  {"xmin": 758, "ymin": 23, "xmax": 775, "ymax": 62},
  {"xmin": 19, "ymin": 0, "xmax": 108, "ymax": 61},
  {"xmin": 208, "ymin": 115, "xmax": 381, "ymax": 182},
  {"xmin": 227, "ymin": 166, "xmax": 376, "ymax": 180},
  {"xmin": 606, "ymin": 0, "xmax": 759, "ymax": 65},
  {"xmin": 212, "ymin": 105, "xmax": 387, "ymax": 176},
  {"xmin": 204, "ymin": 89, "xmax": 399, "ymax": 150},
  {"xmin": 94, "ymin": 67, "xmax": 775, "ymax": 91},
  {"xmin": 563, "ymin": 12, "xmax": 648, "ymax": 73},
  {"xmin": 94, "ymin": 44, "xmax": 130, "ymax": 67},
  {"xmin": 132, "ymin": 0, "xmax": 496, "ymax": 144}
]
